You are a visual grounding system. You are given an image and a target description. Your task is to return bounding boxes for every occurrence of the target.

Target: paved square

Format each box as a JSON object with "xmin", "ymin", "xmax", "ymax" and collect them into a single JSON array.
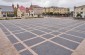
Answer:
[
  {"xmin": 41, "ymin": 34, "xmax": 54, "ymax": 39},
  {"xmin": 0, "ymin": 18, "xmax": 85, "ymax": 55},
  {"xmin": 20, "ymin": 50, "xmax": 33, "ymax": 55},
  {"xmin": 24, "ymin": 37, "xmax": 44, "ymax": 47},
  {"xmin": 7, "ymin": 35, "xmax": 19, "ymax": 44},
  {"xmin": 14, "ymin": 43, "xmax": 25, "ymax": 51},
  {"xmin": 51, "ymin": 37, "xmax": 79, "ymax": 50},
  {"xmin": 59, "ymin": 34, "xmax": 83, "ymax": 43},
  {"xmin": 32, "ymin": 41, "xmax": 72, "ymax": 55},
  {"xmin": 15, "ymin": 32, "xmax": 37, "ymax": 41},
  {"xmin": 31, "ymin": 30, "xmax": 45, "ymax": 35}
]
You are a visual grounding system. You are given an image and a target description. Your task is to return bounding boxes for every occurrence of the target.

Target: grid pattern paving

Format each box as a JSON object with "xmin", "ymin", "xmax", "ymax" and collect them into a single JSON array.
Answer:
[{"xmin": 0, "ymin": 18, "xmax": 85, "ymax": 55}]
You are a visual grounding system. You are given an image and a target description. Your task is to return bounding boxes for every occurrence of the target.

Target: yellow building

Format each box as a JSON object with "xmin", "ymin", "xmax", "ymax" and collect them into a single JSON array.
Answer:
[
  {"xmin": 74, "ymin": 5, "xmax": 85, "ymax": 18},
  {"xmin": 57, "ymin": 7, "xmax": 69, "ymax": 14},
  {"xmin": 43, "ymin": 6, "xmax": 70, "ymax": 16}
]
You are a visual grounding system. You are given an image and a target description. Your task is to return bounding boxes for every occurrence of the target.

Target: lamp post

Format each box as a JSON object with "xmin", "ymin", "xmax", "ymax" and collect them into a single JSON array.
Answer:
[
  {"xmin": 6, "ymin": 12, "xmax": 7, "ymax": 20},
  {"xmin": 0, "ymin": 8, "xmax": 2, "ymax": 17}
]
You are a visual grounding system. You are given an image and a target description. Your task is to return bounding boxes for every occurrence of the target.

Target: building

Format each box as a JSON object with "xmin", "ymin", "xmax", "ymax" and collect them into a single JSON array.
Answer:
[
  {"xmin": 74, "ymin": 5, "xmax": 85, "ymax": 18},
  {"xmin": 25, "ymin": 8, "xmax": 30, "ymax": 17},
  {"xmin": 29, "ymin": 4, "xmax": 43, "ymax": 17},
  {"xmin": 17, "ymin": 5, "xmax": 26, "ymax": 17},
  {"xmin": 43, "ymin": 6, "xmax": 70, "ymax": 16},
  {"xmin": 0, "ymin": 5, "xmax": 14, "ymax": 17},
  {"xmin": 28, "ymin": 5, "xmax": 34, "ymax": 17}
]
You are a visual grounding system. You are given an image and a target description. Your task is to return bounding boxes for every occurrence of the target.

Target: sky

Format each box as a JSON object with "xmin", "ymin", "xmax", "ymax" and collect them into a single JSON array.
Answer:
[{"xmin": 0, "ymin": 0, "xmax": 85, "ymax": 10}]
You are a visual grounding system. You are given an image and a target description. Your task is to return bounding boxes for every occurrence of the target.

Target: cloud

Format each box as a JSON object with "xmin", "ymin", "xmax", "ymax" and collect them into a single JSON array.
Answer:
[
  {"xmin": 2, "ymin": 0, "xmax": 31, "ymax": 2},
  {"xmin": 1, "ymin": 0, "xmax": 85, "ymax": 8}
]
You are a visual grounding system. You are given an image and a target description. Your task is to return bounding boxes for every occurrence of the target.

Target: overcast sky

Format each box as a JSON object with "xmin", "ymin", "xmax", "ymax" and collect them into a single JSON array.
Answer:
[{"xmin": 0, "ymin": 0, "xmax": 85, "ymax": 10}]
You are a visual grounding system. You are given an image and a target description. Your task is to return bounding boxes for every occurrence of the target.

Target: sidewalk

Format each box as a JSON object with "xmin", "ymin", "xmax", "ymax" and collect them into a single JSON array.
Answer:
[
  {"xmin": 0, "ymin": 28, "xmax": 20, "ymax": 55},
  {"xmin": 71, "ymin": 39, "xmax": 85, "ymax": 55}
]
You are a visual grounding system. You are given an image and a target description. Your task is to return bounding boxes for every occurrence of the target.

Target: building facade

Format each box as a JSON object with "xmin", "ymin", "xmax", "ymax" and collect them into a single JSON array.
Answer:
[
  {"xmin": 16, "ymin": 4, "xmax": 43, "ymax": 18},
  {"xmin": 43, "ymin": 7, "xmax": 70, "ymax": 16},
  {"xmin": 74, "ymin": 5, "xmax": 85, "ymax": 18},
  {"xmin": 0, "ymin": 5, "xmax": 14, "ymax": 17},
  {"xmin": 17, "ymin": 5, "xmax": 26, "ymax": 17},
  {"xmin": 29, "ymin": 5, "xmax": 43, "ymax": 17}
]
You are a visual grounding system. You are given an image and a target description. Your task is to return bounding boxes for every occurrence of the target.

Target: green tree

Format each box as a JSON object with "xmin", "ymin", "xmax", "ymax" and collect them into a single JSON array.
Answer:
[{"xmin": 77, "ymin": 13, "xmax": 82, "ymax": 18}]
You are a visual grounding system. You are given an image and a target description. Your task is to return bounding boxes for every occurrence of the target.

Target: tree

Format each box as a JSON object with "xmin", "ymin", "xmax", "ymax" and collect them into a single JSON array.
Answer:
[
  {"xmin": 77, "ymin": 13, "xmax": 82, "ymax": 18},
  {"xmin": 14, "ymin": 8, "xmax": 17, "ymax": 17}
]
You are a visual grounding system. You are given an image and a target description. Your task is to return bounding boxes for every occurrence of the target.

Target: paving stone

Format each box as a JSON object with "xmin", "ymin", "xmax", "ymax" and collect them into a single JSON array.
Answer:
[
  {"xmin": 47, "ymin": 27, "xmax": 60, "ymax": 30},
  {"xmin": 39, "ymin": 28, "xmax": 52, "ymax": 33},
  {"xmin": 21, "ymin": 26, "xmax": 29, "ymax": 29},
  {"xmin": 1, "ymin": 28, "xmax": 8, "ymax": 33},
  {"xmin": 0, "ymin": 24, "xmax": 4, "ymax": 29},
  {"xmin": 4, "ymin": 32, "xmax": 11, "ymax": 35},
  {"xmin": 34, "ymin": 26, "xmax": 43, "ymax": 29},
  {"xmin": 77, "ymin": 25, "xmax": 85, "ymax": 29},
  {"xmin": 31, "ymin": 30, "xmax": 45, "ymax": 35},
  {"xmin": 51, "ymin": 31, "xmax": 60, "ymax": 35},
  {"xmin": 15, "ymin": 32, "xmax": 36, "ymax": 41},
  {"xmin": 12, "ymin": 30, "xmax": 25, "ymax": 34},
  {"xmin": 58, "ymin": 29, "xmax": 68, "ymax": 32},
  {"xmin": 7, "ymin": 35, "xmax": 18, "ymax": 44},
  {"xmin": 24, "ymin": 37, "xmax": 44, "ymax": 46},
  {"xmin": 8, "ymin": 27, "xmax": 22, "ymax": 31},
  {"xmin": 8, "ymin": 28, "xmax": 18, "ymax": 31},
  {"xmin": 42, "ymin": 34, "xmax": 54, "ymax": 39},
  {"xmin": 52, "ymin": 37, "xmax": 79, "ymax": 50},
  {"xmin": 32, "ymin": 41, "xmax": 72, "ymax": 55},
  {"xmin": 20, "ymin": 50, "xmax": 33, "ymax": 55},
  {"xmin": 25, "ymin": 28, "xmax": 34, "ymax": 31},
  {"xmin": 66, "ymin": 31, "xmax": 85, "ymax": 38},
  {"xmin": 75, "ymin": 28, "xmax": 85, "ymax": 32},
  {"xmin": 60, "ymin": 34, "xmax": 83, "ymax": 43},
  {"xmin": 14, "ymin": 43, "xmax": 25, "ymax": 51}
]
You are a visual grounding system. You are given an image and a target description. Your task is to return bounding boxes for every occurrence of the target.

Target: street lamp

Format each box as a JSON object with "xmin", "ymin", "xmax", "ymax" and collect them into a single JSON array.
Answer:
[{"xmin": 0, "ymin": 8, "xmax": 2, "ymax": 17}]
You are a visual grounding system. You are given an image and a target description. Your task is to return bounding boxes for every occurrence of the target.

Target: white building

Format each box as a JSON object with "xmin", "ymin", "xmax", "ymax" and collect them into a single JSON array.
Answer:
[
  {"xmin": 29, "ymin": 5, "xmax": 43, "ymax": 17},
  {"xmin": 74, "ymin": 5, "xmax": 85, "ymax": 18}
]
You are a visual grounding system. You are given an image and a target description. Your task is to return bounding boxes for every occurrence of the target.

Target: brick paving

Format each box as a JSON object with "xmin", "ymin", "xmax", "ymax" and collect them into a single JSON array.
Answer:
[{"xmin": 0, "ymin": 18, "xmax": 85, "ymax": 55}]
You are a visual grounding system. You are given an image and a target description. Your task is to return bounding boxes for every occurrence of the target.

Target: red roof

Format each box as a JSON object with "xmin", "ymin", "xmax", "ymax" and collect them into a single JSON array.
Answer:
[{"xmin": 19, "ymin": 6, "xmax": 26, "ymax": 12}]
